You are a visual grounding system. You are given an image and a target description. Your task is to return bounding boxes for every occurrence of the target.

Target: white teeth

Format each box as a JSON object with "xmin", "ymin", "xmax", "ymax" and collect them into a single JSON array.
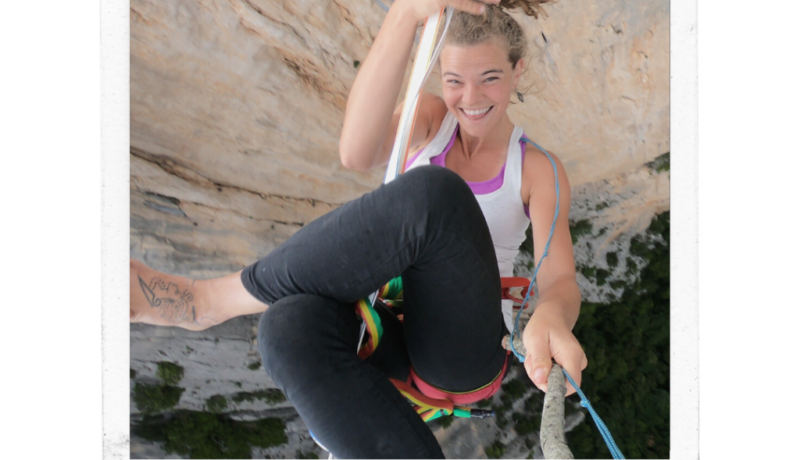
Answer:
[{"xmin": 463, "ymin": 107, "xmax": 491, "ymax": 116}]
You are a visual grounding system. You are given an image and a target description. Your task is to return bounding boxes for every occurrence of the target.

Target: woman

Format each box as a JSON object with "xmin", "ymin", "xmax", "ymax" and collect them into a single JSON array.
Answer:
[{"xmin": 131, "ymin": 0, "xmax": 587, "ymax": 457}]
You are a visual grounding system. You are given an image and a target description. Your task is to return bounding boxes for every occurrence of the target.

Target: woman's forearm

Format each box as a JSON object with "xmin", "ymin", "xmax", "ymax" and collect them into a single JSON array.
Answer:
[
  {"xmin": 533, "ymin": 277, "xmax": 582, "ymax": 330},
  {"xmin": 339, "ymin": 3, "xmax": 418, "ymax": 170}
]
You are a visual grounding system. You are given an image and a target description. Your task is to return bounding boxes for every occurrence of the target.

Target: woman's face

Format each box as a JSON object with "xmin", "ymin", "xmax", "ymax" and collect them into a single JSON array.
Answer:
[{"xmin": 439, "ymin": 39, "xmax": 522, "ymax": 139}]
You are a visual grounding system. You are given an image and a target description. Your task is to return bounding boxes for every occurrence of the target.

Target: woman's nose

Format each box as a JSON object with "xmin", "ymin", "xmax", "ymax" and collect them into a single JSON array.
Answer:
[{"xmin": 462, "ymin": 83, "xmax": 482, "ymax": 105}]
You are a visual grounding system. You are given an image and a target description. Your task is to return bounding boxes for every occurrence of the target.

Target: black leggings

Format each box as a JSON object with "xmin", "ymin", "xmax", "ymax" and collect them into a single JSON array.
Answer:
[{"xmin": 242, "ymin": 166, "xmax": 507, "ymax": 458}]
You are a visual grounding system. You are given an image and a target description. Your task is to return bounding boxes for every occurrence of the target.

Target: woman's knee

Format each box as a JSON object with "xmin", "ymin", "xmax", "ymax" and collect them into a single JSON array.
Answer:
[
  {"xmin": 257, "ymin": 295, "xmax": 357, "ymax": 382},
  {"xmin": 399, "ymin": 166, "xmax": 478, "ymax": 218},
  {"xmin": 403, "ymin": 166, "xmax": 471, "ymax": 200},
  {"xmin": 258, "ymin": 296, "xmax": 316, "ymax": 379}
]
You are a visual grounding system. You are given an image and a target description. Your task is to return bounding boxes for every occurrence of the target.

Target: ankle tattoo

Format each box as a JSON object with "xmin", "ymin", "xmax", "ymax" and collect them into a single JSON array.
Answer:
[{"xmin": 138, "ymin": 275, "xmax": 203, "ymax": 325}]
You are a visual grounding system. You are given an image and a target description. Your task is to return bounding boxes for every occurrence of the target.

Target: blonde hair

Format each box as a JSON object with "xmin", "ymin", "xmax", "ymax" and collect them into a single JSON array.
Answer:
[{"xmin": 445, "ymin": 1, "xmax": 554, "ymax": 69}]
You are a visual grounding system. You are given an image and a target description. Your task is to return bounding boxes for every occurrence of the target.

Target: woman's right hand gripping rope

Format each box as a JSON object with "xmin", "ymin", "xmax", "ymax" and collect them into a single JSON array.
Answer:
[{"xmin": 521, "ymin": 308, "xmax": 588, "ymax": 397}]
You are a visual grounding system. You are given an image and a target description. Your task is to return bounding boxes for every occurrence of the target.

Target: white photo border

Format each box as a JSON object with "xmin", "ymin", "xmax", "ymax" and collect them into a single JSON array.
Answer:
[{"xmin": 102, "ymin": 0, "xmax": 698, "ymax": 457}]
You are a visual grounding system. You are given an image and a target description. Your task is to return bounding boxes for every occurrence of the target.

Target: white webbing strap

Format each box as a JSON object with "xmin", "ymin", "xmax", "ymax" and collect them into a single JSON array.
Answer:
[{"xmin": 383, "ymin": 8, "xmax": 453, "ymax": 184}]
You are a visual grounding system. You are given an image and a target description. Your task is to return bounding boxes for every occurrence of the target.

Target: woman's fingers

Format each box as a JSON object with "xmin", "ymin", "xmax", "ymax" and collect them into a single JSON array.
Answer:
[
  {"xmin": 397, "ymin": 0, "xmax": 500, "ymax": 25},
  {"xmin": 553, "ymin": 346, "xmax": 588, "ymax": 397},
  {"xmin": 523, "ymin": 314, "xmax": 589, "ymax": 397},
  {"xmin": 449, "ymin": 0, "xmax": 500, "ymax": 16},
  {"xmin": 523, "ymin": 328, "xmax": 553, "ymax": 393}
]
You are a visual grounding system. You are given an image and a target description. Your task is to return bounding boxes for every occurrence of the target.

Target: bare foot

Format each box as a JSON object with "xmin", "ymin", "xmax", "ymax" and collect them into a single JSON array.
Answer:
[{"xmin": 130, "ymin": 259, "xmax": 219, "ymax": 331}]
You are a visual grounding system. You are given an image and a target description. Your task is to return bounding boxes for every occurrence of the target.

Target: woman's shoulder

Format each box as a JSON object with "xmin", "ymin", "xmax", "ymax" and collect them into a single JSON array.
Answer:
[
  {"xmin": 419, "ymin": 93, "xmax": 449, "ymax": 136},
  {"xmin": 523, "ymin": 141, "xmax": 563, "ymax": 170},
  {"xmin": 409, "ymin": 93, "xmax": 451, "ymax": 152},
  {"xmin": 520, "ymin": 140, "xmax": 570, "ymax": 205},
  {"xmin": 419, "ymin": 92, "xmax": 448, "ymax": 120}
]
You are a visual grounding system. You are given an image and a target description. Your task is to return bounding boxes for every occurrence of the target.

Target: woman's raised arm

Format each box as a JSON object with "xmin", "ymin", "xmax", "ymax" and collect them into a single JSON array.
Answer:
[{"xmin": 339, "ymin": 0, "xmax": 491, "ymax": 171}]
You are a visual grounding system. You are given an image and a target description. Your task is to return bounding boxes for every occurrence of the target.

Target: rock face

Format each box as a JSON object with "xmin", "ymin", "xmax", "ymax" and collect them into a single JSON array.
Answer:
[
  {"xmin": 130, "ymin": 0, "xmax": 669, "ymax": 274},
  {"xmin": 130, "ymin": 0, "xmax": 669, "ymax": 457},
  {"xmin": 508, "ymin": 0, "xmax": 670, "ymax": 184}
]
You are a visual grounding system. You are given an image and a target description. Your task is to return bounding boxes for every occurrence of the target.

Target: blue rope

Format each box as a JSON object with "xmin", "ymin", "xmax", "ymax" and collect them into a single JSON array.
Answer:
[
  {"xmin": 563, "ymin": 369, "xmax": 625, "ymax": 459},
  {"xmin": 512, "ymin": 139, "xmax": 624, "ymax": 460},
  {"xmin": 509, "ymin": 139, "xmax": 559, "ymax": 363},
  {"xmin": 372, "ymin": 0, "xmax": 391, "ymax": 13}
]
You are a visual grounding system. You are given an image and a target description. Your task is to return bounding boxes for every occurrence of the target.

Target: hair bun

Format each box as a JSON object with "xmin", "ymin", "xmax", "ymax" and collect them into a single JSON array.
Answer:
[{"xmin": 497, "ymin": 0, "xmax": 555, "ymax": 19}]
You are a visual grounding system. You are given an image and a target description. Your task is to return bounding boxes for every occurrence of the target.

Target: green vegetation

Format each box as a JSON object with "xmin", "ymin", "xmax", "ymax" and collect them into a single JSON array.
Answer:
[
  {"xmin": 595, "ymin": 268, "xmax": 610, "ymax": 286},
  {"xmin": 247, "ymin": 361, "xmax": 262, "ymax": 371},
  {"xmin": 500, "ymin": 378, "xmax": 527, "ymax": 401},
  {"xmin": 133, "ymin": 383, "xmax": 184, "ymax": 414},
  {"xmin": 492, "ymin": 375, "xmax": 529, "ymax": 430},
  {"xmin": 485, "ymin": 439, "xmax": 506, "ymax": 459},
  {"xmin": 524, "ymin": 438, "xmax": 535, "ymax": 449},
  {"xmin": 519, "ymin": 226, "xmax": 534, "ymax": 256},
  {"xmin": 625, "ymin": 257, "xmax": 638, "ymax": 276},
  {"xmin": 523, "ymin": 391, "xmax": 545, "ymax": 415},
  {"xmin": 579, "ymin": 265, "xmax": 611, "ymax": 286},
  {"xmin": 494, "ymin": 410, "xmax": 508, "ymax": 429},
  {"xmin": 206, "ymin": 395, "xmax": 228, "ymax": 413},
  {"xmin": 565, "ymin": 212, "xmax": 670, "ymax": 459},
  {"xmin": 511, "ymin": 410, "xmax": 540, "ymax": 436},
  {"xmin": 296, "ymin": 450, "xmax": 319, "ymax": 459},
  {"xmin": 232, "ymin": 389, "xmax": 286, "ymax": 405},
  {"xmin": 569, "ymin": 219, "xmax": 593, "ymax": 244},
  {"xmin": 609, "ymin": 280, "xmax": 627, "ymax": 291},
  {"xmin": 606, "ymin": 251, "xmax": 619, "ymax": 268},
  {"xmin": 157, "ymin": 361, "xmax": 185, "ymax": 386},
  {"xmin": 133, "ymin": 410, "xmax": 287, "ymax": 459},
  {"xmin": 645, "ymin": 152, "xmax": 670, "ymax": 173},
  {"xmin": 130, "ymin": 369, "xmax": 137, "ymax": 379},
  {"xmin": 434, "ymin": 415, "xmax": 453, "ymax": 429}
]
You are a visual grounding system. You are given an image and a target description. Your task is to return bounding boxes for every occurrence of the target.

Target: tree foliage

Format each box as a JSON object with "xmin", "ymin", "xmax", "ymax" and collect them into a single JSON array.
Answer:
[
  {"xmin": 566, "ymin": 212, "xmax": 670, "ymax": 459},
  {"xmin": 133, "ymin": 411, "xmax": 287, "ymax": 459}
]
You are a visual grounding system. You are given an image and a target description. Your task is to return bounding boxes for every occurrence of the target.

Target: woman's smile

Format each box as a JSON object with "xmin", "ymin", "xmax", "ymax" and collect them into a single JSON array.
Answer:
[{"xmin": 460, "ymin": 106, "xmax": 494, "ymax": 121}]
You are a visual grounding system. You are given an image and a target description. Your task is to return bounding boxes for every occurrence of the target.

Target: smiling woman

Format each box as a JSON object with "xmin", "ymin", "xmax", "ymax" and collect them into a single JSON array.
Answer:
[{"xmin": 130, "ymin": 1, "xmax": 586, "ymax": 458}]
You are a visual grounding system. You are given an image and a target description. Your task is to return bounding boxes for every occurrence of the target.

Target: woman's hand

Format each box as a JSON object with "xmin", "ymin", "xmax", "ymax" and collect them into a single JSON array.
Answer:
[
  {"xmin": 522, "ymin": 308, "xmax": 588, "ymax": 396},
  {"xmin": 394, "ymin": 0, "xmax": 499, "ymax": 24}
]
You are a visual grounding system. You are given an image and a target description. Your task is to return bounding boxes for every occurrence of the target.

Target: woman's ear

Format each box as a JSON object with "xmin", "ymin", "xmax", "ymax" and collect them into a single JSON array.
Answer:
[{"xmin": 513, "ymin": 58, "xmax": 525, "ymax": 88}]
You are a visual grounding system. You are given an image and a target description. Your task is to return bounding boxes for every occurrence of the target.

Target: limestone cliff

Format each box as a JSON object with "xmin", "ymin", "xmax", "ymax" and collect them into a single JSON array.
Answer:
[{"xmin": 130, "ymin": 0, "xmax": 669, "ymax": 458}]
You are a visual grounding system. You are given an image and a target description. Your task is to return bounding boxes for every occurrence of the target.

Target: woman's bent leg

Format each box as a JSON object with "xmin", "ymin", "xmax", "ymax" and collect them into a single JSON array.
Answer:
[
  {"xmin": 241, "ymin": 166, "xmax": 499, "ymax": 308},
  {"xmin": 259, "ymin": 294, "xmax": 442, "ymax": 459},
  {"xmin": 251, "ymin": 166, "xmax": 507, "ymax": 455}
]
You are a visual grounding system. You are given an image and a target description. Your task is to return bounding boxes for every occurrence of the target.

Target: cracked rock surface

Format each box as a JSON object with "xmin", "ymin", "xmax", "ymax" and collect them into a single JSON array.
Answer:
[{"xmin": 130, "ymin": 0, "xmax": 669, "ymax": 457}]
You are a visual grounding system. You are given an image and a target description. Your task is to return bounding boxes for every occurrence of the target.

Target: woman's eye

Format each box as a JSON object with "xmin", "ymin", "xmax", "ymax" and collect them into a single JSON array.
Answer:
[{"xmin": 484, "ymin": 77, "xmax": 499, "ymax": 83}]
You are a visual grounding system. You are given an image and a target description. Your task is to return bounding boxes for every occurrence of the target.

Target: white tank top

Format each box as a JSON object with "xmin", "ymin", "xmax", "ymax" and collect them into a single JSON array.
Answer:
[{"xmin": 406, "ymin": 112, "xmax": 531, "ymax": 332}]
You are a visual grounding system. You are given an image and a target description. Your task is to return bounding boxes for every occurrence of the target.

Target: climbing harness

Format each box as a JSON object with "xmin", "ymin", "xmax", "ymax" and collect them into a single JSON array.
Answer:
[{"xmin": 355, "ymin": 276, "xmax": 503, "ymax": 416}]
